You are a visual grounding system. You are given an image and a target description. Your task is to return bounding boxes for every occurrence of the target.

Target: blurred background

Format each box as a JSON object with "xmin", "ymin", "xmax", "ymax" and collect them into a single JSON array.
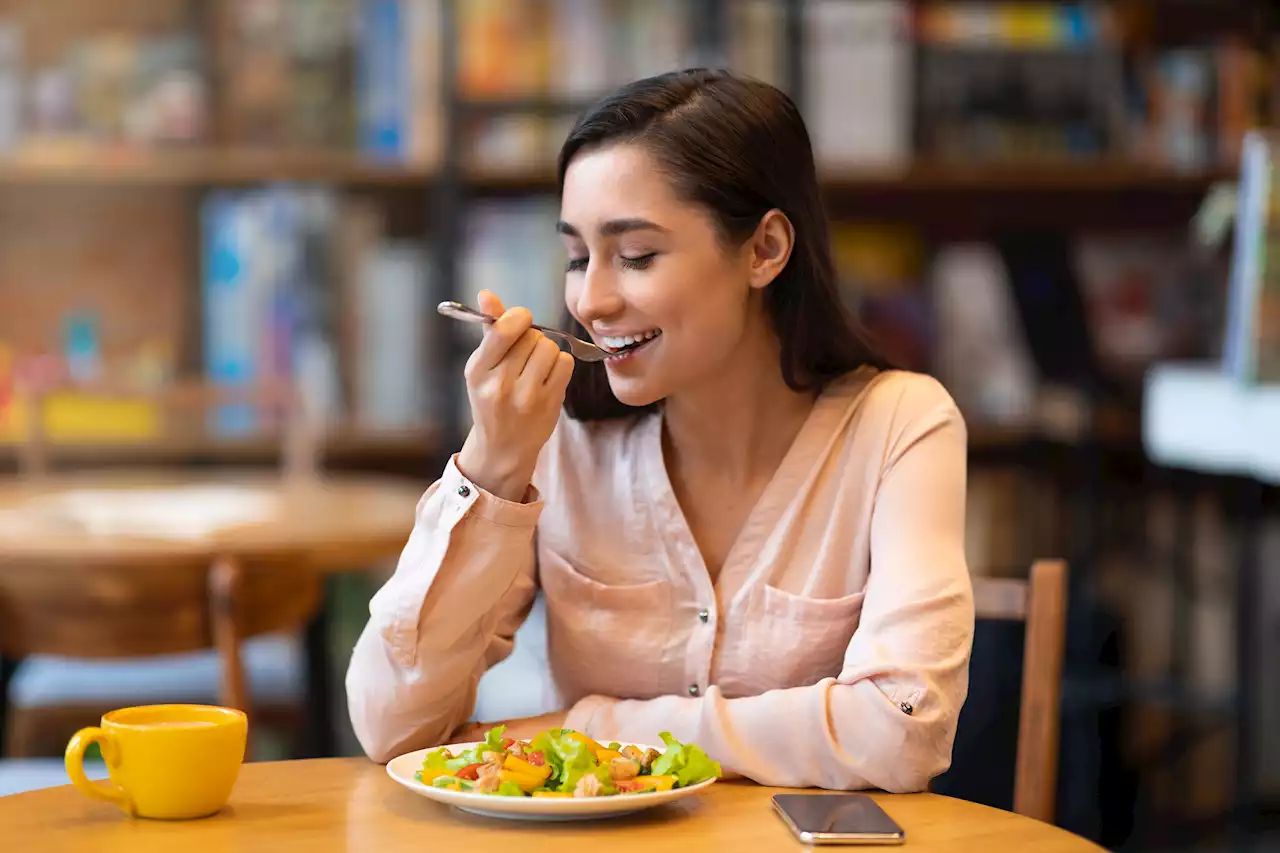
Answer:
[{"xmin": 0, "ymin": 0, "xmax": 1275, "ymax": 851}]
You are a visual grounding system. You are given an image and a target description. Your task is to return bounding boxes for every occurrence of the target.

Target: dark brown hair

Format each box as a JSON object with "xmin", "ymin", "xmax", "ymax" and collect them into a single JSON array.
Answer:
[{"xmin": 558, "ymin": 68, "xmax": 886, "ymax": 421}]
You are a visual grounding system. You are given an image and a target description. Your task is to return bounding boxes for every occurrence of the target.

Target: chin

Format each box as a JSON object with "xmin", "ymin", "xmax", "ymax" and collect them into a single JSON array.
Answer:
[{"xmin": 605, "ymin": 374, "xmax": 667, "ymax": 408}]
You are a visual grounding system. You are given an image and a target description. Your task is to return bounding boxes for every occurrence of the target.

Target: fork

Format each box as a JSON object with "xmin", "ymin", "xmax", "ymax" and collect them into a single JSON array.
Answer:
[{"xmin": 436, "ymin": 301, "xmax": 611, "ymax": 362}]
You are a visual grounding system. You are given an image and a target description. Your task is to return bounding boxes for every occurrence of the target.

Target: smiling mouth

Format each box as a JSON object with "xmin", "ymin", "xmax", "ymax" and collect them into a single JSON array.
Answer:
[
  {"xmin": 600, "ymin": 329, "xmax": 662, "ymax": 357},
  {"xmin": 596, "ymin": 325, "xmax": 660, "ymax": 358}
]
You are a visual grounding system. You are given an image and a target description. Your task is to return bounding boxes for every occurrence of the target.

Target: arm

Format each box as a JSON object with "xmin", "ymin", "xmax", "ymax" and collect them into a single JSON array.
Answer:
[
  {"xmin": 563, "ymin": 401, "xmax": 973, "ymax": 792},
  {"xmin": 345, "ymin": 455, "xmax": 541, "ymax": 763}
]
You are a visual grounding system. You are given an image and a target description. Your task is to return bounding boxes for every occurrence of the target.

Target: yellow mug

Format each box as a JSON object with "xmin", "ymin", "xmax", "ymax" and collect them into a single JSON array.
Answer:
[{"xmin": 65, "ymin": 704, "xmax": 247, "ymax": 819}]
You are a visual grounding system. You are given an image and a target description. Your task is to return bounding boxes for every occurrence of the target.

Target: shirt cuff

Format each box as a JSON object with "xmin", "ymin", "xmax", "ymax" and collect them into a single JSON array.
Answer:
[
  {"xmin": 563, "ymin": 695, "xmax": 617, "ymax": 736},
  {"xmin": 440, "ymin": 454, "xmax": 543, "ymax": 527}
]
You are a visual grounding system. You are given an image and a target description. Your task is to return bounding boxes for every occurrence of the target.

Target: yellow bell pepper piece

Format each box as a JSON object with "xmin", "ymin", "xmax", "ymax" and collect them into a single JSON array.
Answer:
[
  {"xmin": 564, "ymin": 730, "xmax": 605, "ymax": 753},
  {"xmin": 421, "ymin": 768, "xmax": 455, "ymax": 785},
  {"xmin": 594, "ymin": 748, "xmax": 623, "ymax": 763},
  {"xmin": 503, "ymin": 754, "xmax": 552, "ymax": 782},
  {"xmin": 532, "ymin": 791, "xmax": 573, "ymax": 798},
  {"xmin": 634, "ymin": 775, "xmax": 676, "ymax": 792},
  {"xmin": 500, "ymin": 769, "xmax": 547, "ymax": 792}
]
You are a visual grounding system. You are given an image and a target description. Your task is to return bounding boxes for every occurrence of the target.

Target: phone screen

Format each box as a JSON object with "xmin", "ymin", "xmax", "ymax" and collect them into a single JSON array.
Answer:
[{"xmin": 772, "ymin": 794, "xmax": 905, "ymax": 844}]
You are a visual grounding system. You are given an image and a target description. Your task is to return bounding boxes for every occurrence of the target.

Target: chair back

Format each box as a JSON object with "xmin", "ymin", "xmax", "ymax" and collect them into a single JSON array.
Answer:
[
  {"xmin": 971, "ymin": 559, "xmax": 1069, "ymax": 824},
  {"xmin": 0, "ymin": 551, "xmax": 321, "ymax": 716}
]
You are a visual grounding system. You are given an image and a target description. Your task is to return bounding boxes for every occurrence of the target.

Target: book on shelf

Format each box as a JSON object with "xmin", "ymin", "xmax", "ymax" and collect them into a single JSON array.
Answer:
[
  {"xmin": 1223, "ymin": 131, "xmax": 1280, "ymax": 384},
  {"xmin": 916, "ymin": 1, "xmax": 1122, "ymax": 165},
  {"xmin": 804, "ymin": 0, "xmax": 912, "ymax": 170},
  {"xmin": 355, "ymin": 0, "xmax": 442, "ymax": 165},
  {"xmin": 202, "ymin": 184, "xmax": 434, "ymax": 435}
]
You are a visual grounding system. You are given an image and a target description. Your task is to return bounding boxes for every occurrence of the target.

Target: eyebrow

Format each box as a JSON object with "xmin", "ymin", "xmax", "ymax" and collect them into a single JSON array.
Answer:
[{"xmin": 556, "ymin": 218, "xmax": 669, "ymax": 238}]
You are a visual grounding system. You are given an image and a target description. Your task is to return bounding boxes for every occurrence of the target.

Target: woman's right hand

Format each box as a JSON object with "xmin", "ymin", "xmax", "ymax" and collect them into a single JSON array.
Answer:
[{"xmin": 456, "ymin": 290, "xmax": 575, "ymax": 502}]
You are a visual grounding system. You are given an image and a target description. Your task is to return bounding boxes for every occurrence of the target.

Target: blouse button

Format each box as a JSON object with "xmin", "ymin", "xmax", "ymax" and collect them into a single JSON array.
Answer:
[
  {"xmin": 457, "ymin": 485, "xmax": 471, "ymax": 498},
  {"xmin": 698, "ymin": 609, "xmax": 710, "ymax": 623},
  {"xmin": 688, "ymin": 684, "xmax": 700, "ymax": 697},
  {"xmin": 899, "ymin": 701, "xmax": 914, "ymax": 716}
]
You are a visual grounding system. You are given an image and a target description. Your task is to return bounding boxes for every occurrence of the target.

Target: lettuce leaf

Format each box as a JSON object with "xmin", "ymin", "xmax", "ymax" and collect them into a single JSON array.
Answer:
[
  {"xmin": 650, "ymin": 732, "xmax": 722, "ymax": 787},
  {"xmin": 553, "ymin": 734, "xmax": 600, "ymax": 793},
  {"xmin": 420, "ymin": 747, "xmax": 473, "ymax": 779},
  {"xmin": 482, "ymin": 725, "xmax": 508, "ymax": 755},
  {"xmin": 496, "ymin": 781, "xmax": 526, "ymax": 797},
  {"xmin": 528, "ymin": 730, "xmax": 567, "ymax": 784}
]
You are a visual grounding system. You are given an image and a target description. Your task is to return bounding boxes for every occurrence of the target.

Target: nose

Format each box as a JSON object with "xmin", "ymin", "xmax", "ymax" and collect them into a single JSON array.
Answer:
[{"xmin": 571, "ymin": 261, "xmax": 625, "ymax": 327}]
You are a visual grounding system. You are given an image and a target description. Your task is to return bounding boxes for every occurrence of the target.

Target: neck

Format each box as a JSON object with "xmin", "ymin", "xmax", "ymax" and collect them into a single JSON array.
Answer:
[{"xmin": 662, "ymin": 325, "xmax": 816, "ymax": 485}]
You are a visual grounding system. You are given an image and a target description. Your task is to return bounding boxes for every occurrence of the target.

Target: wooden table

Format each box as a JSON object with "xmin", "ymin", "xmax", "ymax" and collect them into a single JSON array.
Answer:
[
  {"xmin": 1, "ymin": 758, "xmax": 1105, "ymax": 852},
  {"xmin": 0, "ymin": 471, "xmax": 427, "ymax": 756},
  {"xmin": 0, "ymin": 470, "xmax": 425, "ymax": 569}
]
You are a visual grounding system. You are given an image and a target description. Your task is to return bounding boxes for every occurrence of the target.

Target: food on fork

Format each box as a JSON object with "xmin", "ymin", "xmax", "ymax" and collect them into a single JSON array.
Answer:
[{"xmin": 415, "ymin": 726, "xmax": 721, "ymax": 798}]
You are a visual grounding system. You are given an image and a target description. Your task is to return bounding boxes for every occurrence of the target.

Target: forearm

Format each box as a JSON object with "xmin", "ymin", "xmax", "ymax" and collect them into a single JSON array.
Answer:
[{"xmin": 345, "ymin": 456, "xmax": 541, "ymax": 762}]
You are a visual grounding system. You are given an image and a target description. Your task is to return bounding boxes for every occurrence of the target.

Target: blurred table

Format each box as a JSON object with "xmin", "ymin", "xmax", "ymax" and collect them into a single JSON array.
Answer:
[
  {"xmin": 0, "ymin": 470, "xmax": 426, "ymax": 757},
  {"xmin": 0, "ymin": 758, "xmax": 1105, "ymax": 852}
]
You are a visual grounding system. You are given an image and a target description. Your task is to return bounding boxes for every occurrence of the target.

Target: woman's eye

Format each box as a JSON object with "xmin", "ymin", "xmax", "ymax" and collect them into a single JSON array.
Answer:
[
  {"xmin": 566, "ymin": 257, "xmax": 588, "ymax": 273},
  {"xmin": 620, "ymin": 253, "xmax": 656, "ymax": 271}
]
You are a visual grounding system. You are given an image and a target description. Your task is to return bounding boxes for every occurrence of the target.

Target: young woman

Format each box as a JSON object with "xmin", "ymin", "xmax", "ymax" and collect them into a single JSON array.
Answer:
[{"xmin": 347, "ymin": 69, "xmax": 973, "ymax": 792}]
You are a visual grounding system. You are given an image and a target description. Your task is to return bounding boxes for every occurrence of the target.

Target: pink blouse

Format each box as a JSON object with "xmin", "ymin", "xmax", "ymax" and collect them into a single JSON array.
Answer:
[{"xmin": 346, "ymin": 368, "xmax": 974, "ymax": 792}]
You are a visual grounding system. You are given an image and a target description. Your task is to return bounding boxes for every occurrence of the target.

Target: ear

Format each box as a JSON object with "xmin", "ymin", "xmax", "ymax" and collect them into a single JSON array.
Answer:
[{"xmin": 745, "ymin": 209, "xmax": 795, "ymax": 290}]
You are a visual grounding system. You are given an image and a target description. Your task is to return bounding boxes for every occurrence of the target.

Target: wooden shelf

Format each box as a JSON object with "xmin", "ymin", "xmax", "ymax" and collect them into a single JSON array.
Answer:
[
  {"xmin": 465, "ymin": 161, "xmax": 1235, "ymax": 196},
  {"xmin": 0, "ymin": 148, "xmax": 1233, "ymax": 194},
  {"xmin": 0, "ymin": 146, "xmax": 436, "ymax": 187},
  {"xmin": 821, "ymin": 161, "xmax": 1235, "ymax": 194},
  {"xmin": 0, "ymin": 426, "xmax": 443, "ymax": 465}
]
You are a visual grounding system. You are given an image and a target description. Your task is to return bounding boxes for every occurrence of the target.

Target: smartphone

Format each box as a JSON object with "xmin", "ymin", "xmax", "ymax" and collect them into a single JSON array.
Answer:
[{"xmin": 771, "ymin": 793, "xmax": 906, "ymax": 845}]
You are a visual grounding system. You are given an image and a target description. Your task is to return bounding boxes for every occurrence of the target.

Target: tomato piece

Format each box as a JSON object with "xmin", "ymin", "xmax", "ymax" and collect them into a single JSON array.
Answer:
[
  {"xmin": 501, "ymin": 738, "xmax": 515, "ymax": 749},
  {"xmin": 527, "ymin": 751, "xmax": 546, "ymax": 767},
  {"xmin": 456, "ymin": 763, "xmax": 483, "ymax": 781}
]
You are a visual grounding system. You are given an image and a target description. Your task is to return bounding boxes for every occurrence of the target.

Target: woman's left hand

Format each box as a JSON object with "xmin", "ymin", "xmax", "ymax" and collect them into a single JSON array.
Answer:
[{"xmin": 451, "ymin": 711, "xmax": 568, "ymax": 744}]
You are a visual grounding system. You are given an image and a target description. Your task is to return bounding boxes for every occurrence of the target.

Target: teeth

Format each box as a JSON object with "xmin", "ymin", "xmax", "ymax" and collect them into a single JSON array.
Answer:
[{"xmin": 601, "ymin": 329, "xmax": 660, "ymax": 352}]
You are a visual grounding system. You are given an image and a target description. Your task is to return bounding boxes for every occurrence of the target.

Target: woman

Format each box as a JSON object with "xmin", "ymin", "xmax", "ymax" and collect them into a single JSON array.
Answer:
[{"xmin": 347, "ymin": 69, "xmax": 974, "ymax": 792}]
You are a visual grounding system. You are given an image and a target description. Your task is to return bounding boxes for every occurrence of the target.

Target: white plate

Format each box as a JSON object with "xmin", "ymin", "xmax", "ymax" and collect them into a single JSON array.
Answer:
[{"xmin": 385, "ymin": 741, "xmax": 717, "ymax": 821}]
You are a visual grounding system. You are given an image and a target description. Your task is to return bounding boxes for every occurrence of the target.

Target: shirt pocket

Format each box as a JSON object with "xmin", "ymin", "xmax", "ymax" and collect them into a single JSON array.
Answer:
[
  {"xmin": 746, "ymin": 584, "xmax": 865, "ymax": 690},
  {"xmin": 539, "ymin": 552, "xmax": 672, "ymax": 700}
]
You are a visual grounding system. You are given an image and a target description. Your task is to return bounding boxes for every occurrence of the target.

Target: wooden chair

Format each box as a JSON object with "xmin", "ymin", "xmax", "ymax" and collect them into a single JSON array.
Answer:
[
  {"xmin": 970, "ymin": 559, "xmax": 1070, "ymax": 824},
  {"xmin": 0, "ymin": 551, "xmax": 321, "ymax": 759},
  {"xmin": 0, "ymin": 377, "xmax": 323, "ymax": 759}
]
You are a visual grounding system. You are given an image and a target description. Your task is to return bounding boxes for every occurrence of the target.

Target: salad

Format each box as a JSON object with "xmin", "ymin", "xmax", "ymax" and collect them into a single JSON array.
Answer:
[{"xmin": 416, "ymin": 726, "xmax": 721, "ymax": 798}]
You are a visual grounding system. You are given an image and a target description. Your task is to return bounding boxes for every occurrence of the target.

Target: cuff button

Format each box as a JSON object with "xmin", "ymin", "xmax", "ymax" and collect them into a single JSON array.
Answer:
[
  {"xmin": 900, "ymin": 701, "xmax": 914, "ymax": 716},
  {"xmin": 457, "ymin": 485, "xmax": 471, "ymax": 498}
]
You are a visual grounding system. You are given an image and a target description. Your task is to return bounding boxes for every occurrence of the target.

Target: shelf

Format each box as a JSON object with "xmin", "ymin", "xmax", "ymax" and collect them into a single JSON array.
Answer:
[
  {"xmin": 465, "ymin": 161, "xmax": 1235, "ymax": 197},
  {"xmin": 0, "ymin": 146, "xmax": 436, "ymax": 187},
  {"xmin": 0, "ymin": 425, "xmax": 443, "ymax": 465},
  {"xmin": 0, "ymin": 147, "xmax": 1233, "ymax": 194},
  {"xmin": 821, "ymin": 161, "xmax": 1235, "ymax": 194}
]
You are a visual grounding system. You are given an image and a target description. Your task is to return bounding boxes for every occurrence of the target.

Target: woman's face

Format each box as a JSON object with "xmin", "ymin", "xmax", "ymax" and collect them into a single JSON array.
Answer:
[{"xmin": 559, "ymin": 143, "xmax": 763, "ymax": 407}]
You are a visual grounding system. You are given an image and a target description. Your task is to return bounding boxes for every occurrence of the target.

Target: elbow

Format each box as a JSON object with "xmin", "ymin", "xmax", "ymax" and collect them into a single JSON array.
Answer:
[
  {"xmin": 856, "ymin": 713, "xmax": 957, "ymax": 794},
  {"xmin": 346, "ymin": 678, "xmax": 457, "ymax": 765},
  {"xmin": 344, "ymin": 638, "xmax": 460, "ymax": 765}
]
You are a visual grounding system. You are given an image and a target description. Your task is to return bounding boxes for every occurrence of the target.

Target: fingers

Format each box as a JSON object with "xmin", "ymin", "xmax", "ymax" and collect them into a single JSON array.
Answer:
[
  {"xmin": 468, "ymin": 305, "xmax": 533, "ymax": 374},
  {"xmin": 477, "ymin": 289, "xmax": 506, "ymax": 317},
  {"xmin": 546, "ymin": 351, "xmax": 575, "ymax": 392},
  {"xmin": 522, "ymin": 335, "xmax": 563, "ymax": 385}
]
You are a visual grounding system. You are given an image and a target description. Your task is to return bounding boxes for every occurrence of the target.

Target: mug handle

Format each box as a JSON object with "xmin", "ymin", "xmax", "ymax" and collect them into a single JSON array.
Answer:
[{"xmin": 65, "ymin": 727, "xmax": 131, "ymax": 813}]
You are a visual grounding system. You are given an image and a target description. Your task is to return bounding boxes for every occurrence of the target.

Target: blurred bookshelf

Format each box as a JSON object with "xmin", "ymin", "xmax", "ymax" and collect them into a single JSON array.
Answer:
[{"xmin": 0, "ymin": 0, "xmax": 1271, "ymax": 470}]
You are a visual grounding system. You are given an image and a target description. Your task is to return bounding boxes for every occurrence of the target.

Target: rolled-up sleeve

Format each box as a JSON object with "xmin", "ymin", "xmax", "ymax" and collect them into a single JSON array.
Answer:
[
  {"xmin": 346, "ymin": 454, "xmax": 541, "ymax": 763},
  {"xmin": 565, "ymin": 400, "xmax": 974, "ymax": 791}
]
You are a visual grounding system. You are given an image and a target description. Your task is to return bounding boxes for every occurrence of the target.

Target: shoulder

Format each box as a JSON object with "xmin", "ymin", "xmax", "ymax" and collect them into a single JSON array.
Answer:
[{"xmin": 832, "ymin": 368, "xmax": 967, "ymax": 457}]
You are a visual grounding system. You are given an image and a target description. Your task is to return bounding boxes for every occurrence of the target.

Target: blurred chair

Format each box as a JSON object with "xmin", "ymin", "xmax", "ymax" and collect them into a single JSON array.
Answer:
[
  {"xmin": 1, "ymin": 378, "xmax": 322, "ymax": 760},
  {"xmin": 968, "ymin": 559, "xmax": 1069, "ymax": 824}
]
